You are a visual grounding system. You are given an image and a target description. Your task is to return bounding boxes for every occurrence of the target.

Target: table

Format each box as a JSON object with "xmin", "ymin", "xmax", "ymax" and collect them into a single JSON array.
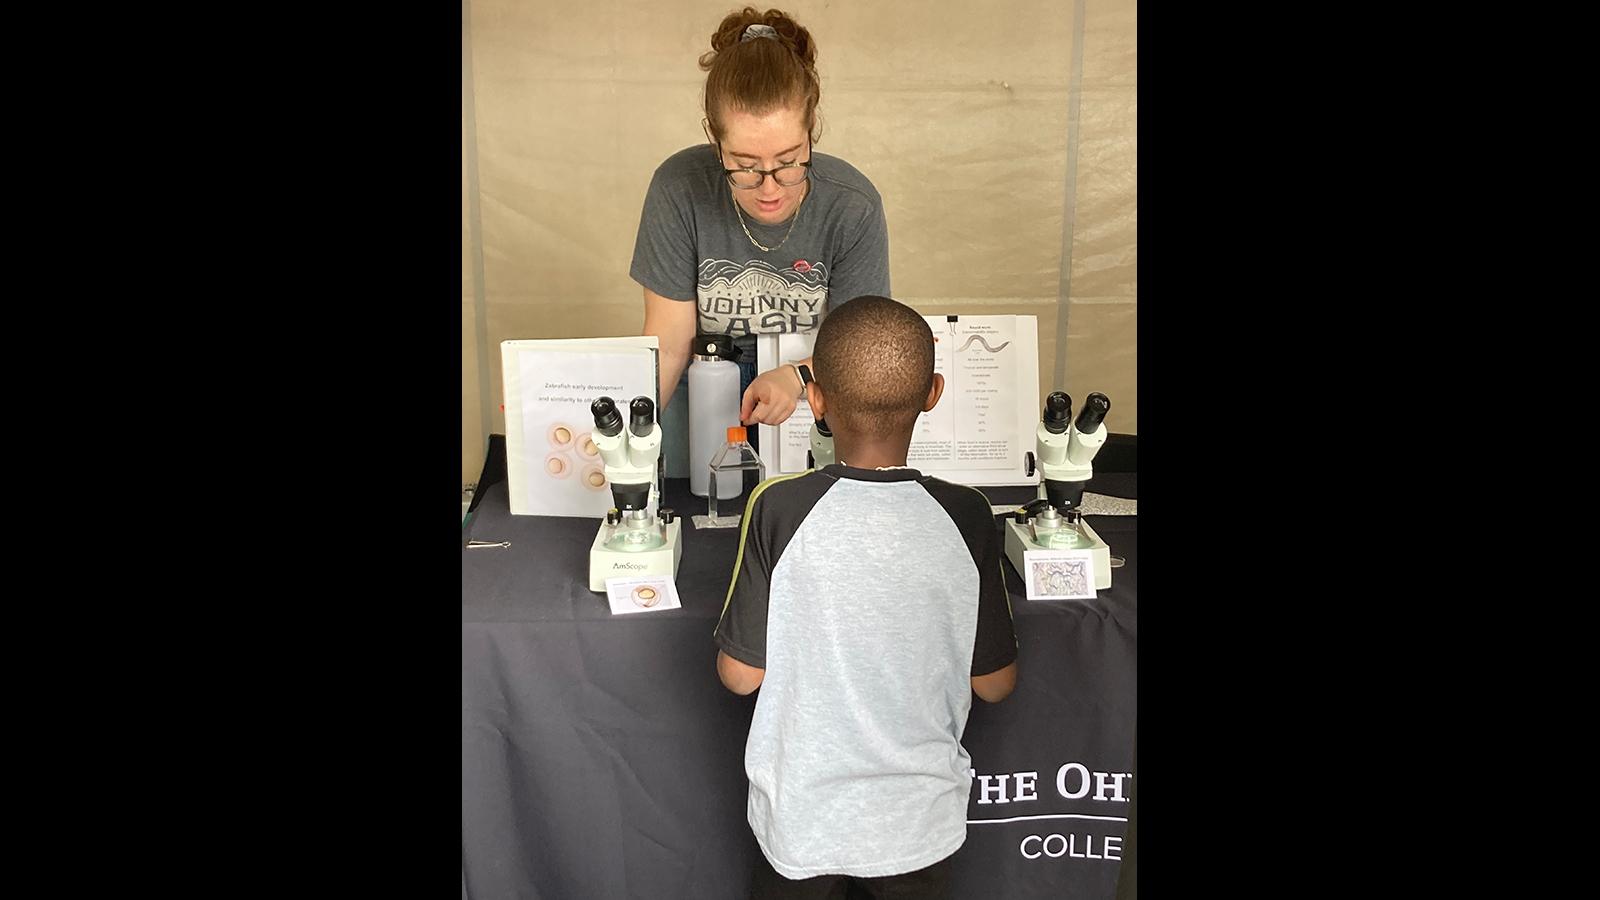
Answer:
[{"xmin": 463, "ymin": 474, "xmax": 1136, "ymax": 900}]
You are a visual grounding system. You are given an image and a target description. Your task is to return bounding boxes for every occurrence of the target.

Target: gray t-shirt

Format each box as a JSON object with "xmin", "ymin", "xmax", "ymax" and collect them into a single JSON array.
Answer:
[
  {"xmin": 714, "ymin": 465, "xmax": 1018, "ymax": 879},
  {"xmin": 630, "ymin": 145, "xmax": 890, "ymax": 355}
]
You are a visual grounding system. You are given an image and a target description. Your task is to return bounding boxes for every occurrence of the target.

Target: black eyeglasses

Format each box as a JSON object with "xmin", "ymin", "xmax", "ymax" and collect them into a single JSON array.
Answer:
[{"xmin": 717, "ymin": 144, "xmax": 812, "ymax": 190}]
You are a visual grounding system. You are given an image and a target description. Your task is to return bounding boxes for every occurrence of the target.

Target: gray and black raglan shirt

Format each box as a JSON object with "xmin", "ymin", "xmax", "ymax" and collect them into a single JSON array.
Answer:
[
  {"xmin": 714, "ymin": 465, "xmax": 1018, "ymax": 879},
  {"xmin": 630, "ymin": 145, "xmax": 891, "ymax": 360}
]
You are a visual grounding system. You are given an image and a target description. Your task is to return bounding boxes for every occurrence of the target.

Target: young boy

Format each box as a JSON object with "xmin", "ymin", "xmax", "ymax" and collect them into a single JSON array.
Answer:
[{"xmin": 714, "ymin": 295, "xmax": 1019, "ymax": 899}]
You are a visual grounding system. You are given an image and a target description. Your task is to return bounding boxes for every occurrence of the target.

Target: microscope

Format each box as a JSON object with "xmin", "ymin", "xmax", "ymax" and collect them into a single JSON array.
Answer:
[
  {"xmin": 806, "ymin": 417, "xmax": 835, "ymax": 469},
  {"xmin": 1003, "ymin": 391, "xmax": 1115, "ymax": 590},
  {"xmin": 586, "ymin": 395, "xmax": 683, "ymax": 591}
]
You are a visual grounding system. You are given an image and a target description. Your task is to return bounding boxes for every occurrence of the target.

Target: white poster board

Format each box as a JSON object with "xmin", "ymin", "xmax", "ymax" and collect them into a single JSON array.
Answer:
[
  {"xmin": 756, "ymin": 315, "xmax": 1039, "ymax": 486},
  {"xmin": 501, "ymin": 337, "xmax": 659, "ymax": 517}
]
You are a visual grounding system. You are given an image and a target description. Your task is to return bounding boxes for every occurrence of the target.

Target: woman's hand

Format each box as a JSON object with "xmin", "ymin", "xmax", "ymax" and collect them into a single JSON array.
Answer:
[{"xmin": 739, "ymin": 365, "xmax": 804, "ymax": 425}]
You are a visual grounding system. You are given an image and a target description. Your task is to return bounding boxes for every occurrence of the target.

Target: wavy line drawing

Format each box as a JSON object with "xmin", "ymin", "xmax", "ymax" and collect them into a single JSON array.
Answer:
[{"xmin": 957, "ymin": 334, "xmax": 1011, "ymax": 353}]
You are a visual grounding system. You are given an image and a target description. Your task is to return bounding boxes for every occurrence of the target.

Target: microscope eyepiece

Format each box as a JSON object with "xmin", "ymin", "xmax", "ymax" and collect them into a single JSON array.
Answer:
[
  {"xmin": 591, "ymin": 396, "xmax": 623, "ymax": 437},
  {"xmin": 628, "ymin": 396, "xmax": 656, "ymax": 437},
  {"xmin": 1042, "ymin": 391, "xmax": 1072, "ymax": 434},
  {"xmin": 1074, "ymin": 392, "xmax": 1111, "ymax": 433}
]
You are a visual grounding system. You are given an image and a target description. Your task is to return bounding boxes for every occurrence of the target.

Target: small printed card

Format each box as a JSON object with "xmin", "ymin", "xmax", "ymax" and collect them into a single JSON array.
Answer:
[
  {"xmin": 604, "ymin": 575, "xmax": 683, "ymax": 615},
  {"xmin": 1022, "ymin": 549, "xmax": 1098, "ymax": 600}
]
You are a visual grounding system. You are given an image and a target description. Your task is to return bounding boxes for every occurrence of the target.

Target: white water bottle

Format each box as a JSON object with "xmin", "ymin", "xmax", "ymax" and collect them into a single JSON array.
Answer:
[{"xmin": 688, "ymin": 333, "xmax": 742, "ymax": 498}]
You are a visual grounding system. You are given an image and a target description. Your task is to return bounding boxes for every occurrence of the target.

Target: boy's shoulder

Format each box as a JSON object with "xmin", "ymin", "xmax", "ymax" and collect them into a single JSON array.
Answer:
[
  {"xmin": 745, "ymin": 469, "xmax": 836, "ymax": 526},
  {"xmin": 749, "ymin": 469, "xmax": 830, "ymax": 505},
  {"xmin": 747, "ymin": 469, "xmax": 993, "ymax": 529},
  {"xmin": 916, "ymin": 475, "xmax": 995, "ymax": 524}
]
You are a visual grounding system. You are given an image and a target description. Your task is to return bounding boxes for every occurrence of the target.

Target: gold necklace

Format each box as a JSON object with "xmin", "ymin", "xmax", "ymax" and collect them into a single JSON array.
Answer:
[{"xmin": 734, "ymin": 185, "xmax": 807, "ymax": 253}]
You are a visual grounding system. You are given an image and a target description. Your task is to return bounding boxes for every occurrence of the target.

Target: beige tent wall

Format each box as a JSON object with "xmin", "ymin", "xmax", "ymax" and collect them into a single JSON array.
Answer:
[{"xmin": 462, "ymin": 0, "xmax": 1136, "ymax": 486}]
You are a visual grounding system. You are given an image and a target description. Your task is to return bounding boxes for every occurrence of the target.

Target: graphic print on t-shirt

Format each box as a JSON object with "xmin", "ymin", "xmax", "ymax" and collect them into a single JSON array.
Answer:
[{"xmin": 697, "ymin": 258, "xmax": 829, "ymax": 338}]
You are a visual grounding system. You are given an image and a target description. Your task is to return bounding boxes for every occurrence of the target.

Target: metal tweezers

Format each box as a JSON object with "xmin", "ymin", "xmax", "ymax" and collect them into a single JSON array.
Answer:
[{"xmin": 465, "ymin": 540, "xmax": 510, "ymax": 549}]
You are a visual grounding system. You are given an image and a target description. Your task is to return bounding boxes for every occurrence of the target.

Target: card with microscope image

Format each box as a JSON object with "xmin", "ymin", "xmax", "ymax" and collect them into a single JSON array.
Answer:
[
  {"xmin": 604, "ymin": 575, "xmax": 682, "ymax": 615},
  {"xmin": 1022, "ymin": 549, "xmax": 1097, "ymax": 600}
]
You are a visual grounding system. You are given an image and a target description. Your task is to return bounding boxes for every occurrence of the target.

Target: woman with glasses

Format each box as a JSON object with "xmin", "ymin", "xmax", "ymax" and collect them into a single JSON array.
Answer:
[{"xmin": 632, "ymin": 7, "xmax": 890, "ymax": 429}]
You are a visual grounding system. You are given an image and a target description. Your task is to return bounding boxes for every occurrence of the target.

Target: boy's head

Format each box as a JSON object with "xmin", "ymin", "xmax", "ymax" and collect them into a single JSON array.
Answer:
[{"xmin": 810, "ymin": 295, "xmax": 942, "ymax": 443}]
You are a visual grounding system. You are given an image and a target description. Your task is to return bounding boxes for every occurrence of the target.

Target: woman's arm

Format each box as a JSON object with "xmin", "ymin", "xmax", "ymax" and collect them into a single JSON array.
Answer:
[
  {"xmin": 739, "ymin": 358, "xmax": 812, "ymax": 425},
  {"xmin": 642, "ymin": 287, "xmax": 699, "ymax": 408}
]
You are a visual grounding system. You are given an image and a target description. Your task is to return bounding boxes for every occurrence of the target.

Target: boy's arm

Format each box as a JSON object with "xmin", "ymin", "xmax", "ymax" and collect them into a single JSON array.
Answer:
[
  {"xmin": 717, "ymin": 650, "xmax": 765, "ymax": 695},
  {"xmin": 970, "ymin": 494, "xmax": 1019, "ymax": 702},
  {"xmin": 972, "ymin": 661, "xmax": 1017, "ymax": 702},
  {"xmin": 713, "ymin": 481, "xmax": 778, "ymax": 694}
]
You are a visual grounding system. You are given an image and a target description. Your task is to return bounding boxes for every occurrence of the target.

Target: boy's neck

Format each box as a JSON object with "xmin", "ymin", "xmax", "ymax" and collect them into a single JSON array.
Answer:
[{"xmin": 833, "ymin": 434, "xmax": 914, "ymax": 470}]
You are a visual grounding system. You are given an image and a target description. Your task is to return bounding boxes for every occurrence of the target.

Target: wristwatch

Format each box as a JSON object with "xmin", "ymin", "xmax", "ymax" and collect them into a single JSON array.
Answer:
[{"xmin": 790, "ymin": 363, "xmax": 813, "ymax": 399}]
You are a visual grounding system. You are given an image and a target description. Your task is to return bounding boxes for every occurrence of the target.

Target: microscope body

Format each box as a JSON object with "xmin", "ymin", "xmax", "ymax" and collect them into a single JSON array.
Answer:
[
  {"xmin": 1034, "ymin": 418, "xmax": 1107, "ymax": 510},
  {"xmin": 587, "ymin": 396, "xmax": 683, "ymax": 591},
  {"xmin": 1003, "ymin": 392, "xmax": 1114, "ymax": 590}
]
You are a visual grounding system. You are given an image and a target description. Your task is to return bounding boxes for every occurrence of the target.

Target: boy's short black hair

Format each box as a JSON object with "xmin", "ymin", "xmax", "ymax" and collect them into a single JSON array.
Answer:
[{"xmin": 812, "ymin": 295, "xmax": 933, "ymax": 441}]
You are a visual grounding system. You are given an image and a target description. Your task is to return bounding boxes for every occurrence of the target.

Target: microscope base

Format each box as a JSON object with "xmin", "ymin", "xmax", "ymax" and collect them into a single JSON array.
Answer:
[
  {"xmin": 588, "ymin": 520, "xmax": 683, "ymax": 591},
  {"xmin": 1003, "ymin": 518, "xmax": 1113, "ymax": 591}
]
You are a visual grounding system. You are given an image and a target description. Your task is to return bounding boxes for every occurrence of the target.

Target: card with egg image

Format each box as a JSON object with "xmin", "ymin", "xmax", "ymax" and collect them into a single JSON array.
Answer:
[{"xmin": 604, "ymin": 575, "xmax": 682, "ymax": 615}]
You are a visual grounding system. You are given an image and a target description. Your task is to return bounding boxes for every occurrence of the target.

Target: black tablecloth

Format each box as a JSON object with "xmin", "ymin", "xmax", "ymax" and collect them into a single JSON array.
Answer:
[{"xmin": 463, "ymin": 474, "xmax": 1136, "ymax": 900}]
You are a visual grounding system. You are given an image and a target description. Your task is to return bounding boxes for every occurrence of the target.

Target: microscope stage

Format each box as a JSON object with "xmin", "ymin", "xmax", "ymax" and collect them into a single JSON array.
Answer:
[
  {"xmin": 1003, "ymin": 517, "xmax": 1113, "ymax": 591},
  {"xmin": 589, "ymin": 519, "xmax": 683, "ymax": 592}
]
